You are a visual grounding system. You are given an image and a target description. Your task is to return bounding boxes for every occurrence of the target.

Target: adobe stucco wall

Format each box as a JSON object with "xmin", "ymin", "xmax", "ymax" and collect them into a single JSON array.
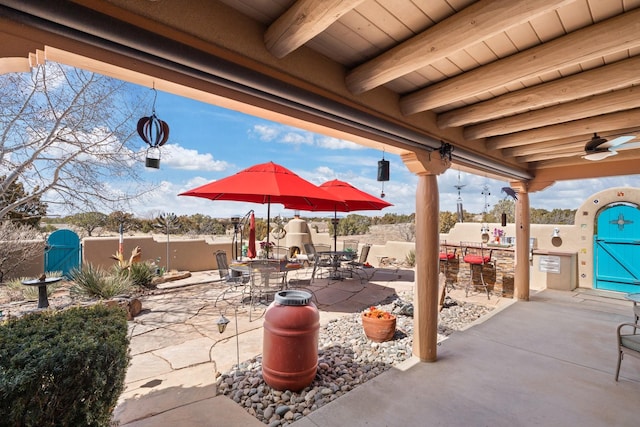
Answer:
[
  {"xmin": 573, "ymin": 187, "xmax": 640, "ymax": 289},
  {"xmin": 83, "ymin": 236, "xmax": 232, "ymax": 272},
  {"xmin": 441, "ymin": 186, "xmax": 640, "ymax": 291}
]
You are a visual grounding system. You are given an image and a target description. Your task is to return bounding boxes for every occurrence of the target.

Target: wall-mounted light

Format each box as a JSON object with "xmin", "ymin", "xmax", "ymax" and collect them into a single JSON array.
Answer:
[
  {"xmin": 438, "ymin": 141, "xmax": 454, "ymax": 162},
  {"xmin": 481, "ymin": 225, "xmax": 490, "ymax": 243},
  {"xmin": 551, "ymin": 227, "xmax": 562, "ymax": 247}
]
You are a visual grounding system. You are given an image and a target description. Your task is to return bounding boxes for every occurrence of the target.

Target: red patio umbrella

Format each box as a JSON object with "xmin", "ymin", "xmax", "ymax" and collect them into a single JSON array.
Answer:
[
  {"xmin": 285, "ymin": 179, "xmax": 393, "ymax": 251},
  {"xmin": 247, "ymin": 211, "xmax": 256, "ymax": 259},
  {"xmin": 179, "ymin": 162, "xmax": 346, "ymax": 247}
]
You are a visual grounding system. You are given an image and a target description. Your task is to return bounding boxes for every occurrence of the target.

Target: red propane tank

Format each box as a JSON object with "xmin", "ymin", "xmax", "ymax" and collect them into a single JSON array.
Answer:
[{"xmin": 262, "ymin": 290, "xmax": 319, "ymax": 392}]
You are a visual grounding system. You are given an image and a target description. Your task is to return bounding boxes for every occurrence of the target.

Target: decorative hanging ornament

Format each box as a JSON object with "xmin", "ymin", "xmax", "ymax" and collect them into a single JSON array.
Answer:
[
  {"xmin": 377, "ymin": 150, "xmax": 390, "ymax": 198},
  {"xmin": 137, "ymin": 86, "xmax": 169, "ymax": 169}
]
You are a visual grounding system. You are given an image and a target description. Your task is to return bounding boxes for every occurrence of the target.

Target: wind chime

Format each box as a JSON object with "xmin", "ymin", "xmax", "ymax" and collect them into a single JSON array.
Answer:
[
  {"xmin": 377, "ymin": 151, "xmax": 389, "ymax": 198},
  {"xmin": 137, "ymin": 85, "xmax": 169, "ymax": 169},
  {"xmin": 500, "ymin": 187, "xmax": 518, "ymax": 227},
  {"xmin": 480, "ymin": 184, "xmax": 491, "ymax": 243}
]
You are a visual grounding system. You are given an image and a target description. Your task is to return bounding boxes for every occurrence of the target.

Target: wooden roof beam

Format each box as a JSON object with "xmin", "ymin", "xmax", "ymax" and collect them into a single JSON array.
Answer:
[
  {"xmin": 437, "ymin": 56, "xmax": 640, "ymax": 129},
  {"xmin": 503, "ymin": 140, "xmax": 584, "ymax": 157},
  {"xmin": 465, "ymin": 86, "xmax": 640, "ymax": 139},
  {"xmin": 345, "ymin": 0, "xmax": 569, "ymax": 94},
  {"xmin": 486, "ymin": 109, "xmax": 640, "ymax": 150},
  {"xmin": 401, "ymin": 8, "xmax": 640, "ymax": 114},
  {"xmin": 517, "ymin": 150, "xmax": 583, "ymax": 163},
  {"xmin": 265, "ymin": 0, "xmax": 365, "ymax": 59}
]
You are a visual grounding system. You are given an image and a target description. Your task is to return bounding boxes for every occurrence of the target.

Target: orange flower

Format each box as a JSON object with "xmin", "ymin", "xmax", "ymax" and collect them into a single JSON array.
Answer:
[{"xmin": 362, "ymin": 306, "xmax": 394, "ymax": 319}]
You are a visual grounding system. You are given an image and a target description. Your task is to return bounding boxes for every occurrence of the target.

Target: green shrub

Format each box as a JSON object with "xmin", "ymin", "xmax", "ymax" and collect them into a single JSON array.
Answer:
[
  {"xmin": 70, "ymin": 263, "xmax": 131, "ymax": 299},
  {"xmin": 0, "ymin": 305, "xmax": 130, "ymax": 426},
  {"xmin": 405, "ymin": 249, "xmax": 416, "ymax": 267}
]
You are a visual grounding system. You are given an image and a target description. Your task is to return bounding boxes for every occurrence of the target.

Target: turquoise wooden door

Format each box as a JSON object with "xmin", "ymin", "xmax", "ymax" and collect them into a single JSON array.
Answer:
[
  {"xmin": 594, "ymin": 204, "xmax": 640, "ymax": 293},
  {"xmin": 45, "ymin": 229, "xmax": 81, "ymax": 278}
]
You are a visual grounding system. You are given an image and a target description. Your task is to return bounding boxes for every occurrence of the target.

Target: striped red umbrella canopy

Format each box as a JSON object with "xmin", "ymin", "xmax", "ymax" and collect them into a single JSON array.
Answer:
[
  {"xmin": 285, "ymin": 179, "xmax": 393, "ymax": 250},
  {"xmin": 179, "ymin": 162, "xmax": 346, "ymax": 245}
]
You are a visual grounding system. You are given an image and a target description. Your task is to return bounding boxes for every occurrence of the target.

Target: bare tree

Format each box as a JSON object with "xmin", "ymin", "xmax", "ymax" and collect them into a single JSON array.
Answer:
[
  {"xmin": 398, "ymin": 223, "xmax": 415, "ymax": 242},
  {"xmin": 0, "ymin": 221, "xmax": 45, "ymax": 282},
  {"xmin": 0, "ymin": 62, "xmax": 154, "ymax": 218}
]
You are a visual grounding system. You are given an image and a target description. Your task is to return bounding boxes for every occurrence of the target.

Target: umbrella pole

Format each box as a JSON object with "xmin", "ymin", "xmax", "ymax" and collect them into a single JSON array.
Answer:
[
  {"xmin": 333, "ymin": 209, "xmax": 338, "ymax": 252},
  {"xmin": 267, "ymin": 196, "xmax": 271, "ymax": 249}
]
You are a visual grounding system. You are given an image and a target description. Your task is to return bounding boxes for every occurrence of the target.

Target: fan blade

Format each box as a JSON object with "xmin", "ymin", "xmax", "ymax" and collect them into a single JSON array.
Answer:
[
  {"xmin": 600, "ymin": 135, "xmax": 635, "ymax": 149},
  {"xmin": 583, "ymin": 151, "xmax": 617, "ymax": 161},
  {"xmin": 615, "ymin": 141, "xmax": 640, "ymax": 151}
]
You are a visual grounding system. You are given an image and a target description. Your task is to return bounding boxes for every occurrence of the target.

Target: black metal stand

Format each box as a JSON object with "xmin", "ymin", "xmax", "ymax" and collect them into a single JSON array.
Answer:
[{"xmin": 21, "ymin": 277, "xmax": 63, "ymax": 308}]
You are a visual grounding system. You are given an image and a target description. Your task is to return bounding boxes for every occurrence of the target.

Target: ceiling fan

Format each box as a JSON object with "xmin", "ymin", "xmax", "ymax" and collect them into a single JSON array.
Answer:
[{"xmin": 582, "ymin": 133, "xmax": 640, "ymax": 161}]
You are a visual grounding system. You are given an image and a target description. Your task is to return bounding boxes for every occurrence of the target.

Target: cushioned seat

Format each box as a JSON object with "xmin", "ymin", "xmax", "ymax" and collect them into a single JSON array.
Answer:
[
  {"xmin": 439, "ymin": 252, "xmax": 456, "ymax": 260},
  {"xmin": 462, "ymin": 254, "xmax": 491, "ymax": 264},
  {"xmin": 460, "ymin": 242, "xmax": 493, "ymax": 300}
]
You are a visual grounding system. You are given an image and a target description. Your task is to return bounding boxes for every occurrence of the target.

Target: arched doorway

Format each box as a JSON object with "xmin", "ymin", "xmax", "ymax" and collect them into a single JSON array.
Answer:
[
  {"xmin": 594, "ymin": 203, "xmax": 640, "ymax": 293},
  {"xmin": 45, "ymin": 229, "xmax": 82, "ymax": 278}
]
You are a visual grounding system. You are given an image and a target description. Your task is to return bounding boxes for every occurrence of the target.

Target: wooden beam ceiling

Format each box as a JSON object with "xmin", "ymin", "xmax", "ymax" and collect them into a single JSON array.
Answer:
[{"xmin": 399, "ymin": 7, "xmax": 640, "ymax": 115}]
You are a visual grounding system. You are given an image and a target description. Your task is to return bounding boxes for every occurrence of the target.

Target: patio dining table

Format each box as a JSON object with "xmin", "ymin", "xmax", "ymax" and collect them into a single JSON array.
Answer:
[
  {"xmin": 317, "ymin": 250, "xmax": 355, "ymax": 280},
  {"xmin": 230, "ymin": 260, "xmax": 302, "ymax": 289}
]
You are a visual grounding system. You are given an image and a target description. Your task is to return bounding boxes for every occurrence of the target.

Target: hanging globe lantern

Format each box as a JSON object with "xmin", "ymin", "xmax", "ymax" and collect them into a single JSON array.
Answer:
[{"xmin": 137, "ymin": 88, "xmax": 169, "ymax": 169}]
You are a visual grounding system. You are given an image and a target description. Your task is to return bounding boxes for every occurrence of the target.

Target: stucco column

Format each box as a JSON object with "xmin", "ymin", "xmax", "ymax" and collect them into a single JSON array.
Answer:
[
  {"xmin": 512, "ymin": 182, "xmax": 530, "ymax": 301},
  {"xmin": 401, "ymin": 150, "xmax": 449, "ymax": 362}
]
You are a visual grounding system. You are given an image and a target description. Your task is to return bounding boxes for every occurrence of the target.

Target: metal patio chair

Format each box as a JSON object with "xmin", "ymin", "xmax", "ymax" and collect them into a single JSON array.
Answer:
[
  {"xmin": 615, "ymin": 321, "xmax": 640, "ymax": 381},
  {"xmin": 439, "ymin": 240, "xmax": 458, "ymax": 292},
  {"xmin": 248, "ymin": 260, "xmax": 286, "ymax": 321},
  {"xmin": 214, "ymin": 250, "xmax": 250, "ymax": 306},
  {"xmin": 461, "ymin": 241, "xmax": 493, "ymax": 299},
  {"xmin": 342, "ymin": 244, "xmax": 373, "ymax": 282}
]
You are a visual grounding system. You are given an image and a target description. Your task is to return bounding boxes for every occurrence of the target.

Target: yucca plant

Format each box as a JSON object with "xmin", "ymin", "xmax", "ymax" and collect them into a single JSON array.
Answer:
[
  {"xmin": 70, "ymin": 264, "xmax": 131, "ymax": 299},
  {"xmin": 405, "ymin": 249, "xmax": 416, "ymax": 267},
  {"xmin": 121, "ymin": 261, "xmax": 155, "ymax": 289}
]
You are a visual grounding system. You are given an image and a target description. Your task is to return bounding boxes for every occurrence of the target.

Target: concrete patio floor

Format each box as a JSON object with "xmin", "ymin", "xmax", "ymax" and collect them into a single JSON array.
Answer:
[{"xmin": 112, "ymin": 268, "xmax": 640, "ymax": 426}]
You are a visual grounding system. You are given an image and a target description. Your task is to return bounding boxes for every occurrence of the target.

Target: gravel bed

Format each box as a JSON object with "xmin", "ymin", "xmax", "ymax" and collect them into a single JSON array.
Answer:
[{"xmin": 216, "ymin": 294, "xmax": 493, "ymax": 426}]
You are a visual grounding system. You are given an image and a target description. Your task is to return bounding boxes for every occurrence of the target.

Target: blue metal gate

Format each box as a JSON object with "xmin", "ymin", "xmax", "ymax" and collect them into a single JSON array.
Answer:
[
  {"xmin": 45, "ymin": 229, "xmax": 81, "ymax": 278},
  {"xmin": 594, "ymin": 203, "xmax": 640, "ymax": 293}
]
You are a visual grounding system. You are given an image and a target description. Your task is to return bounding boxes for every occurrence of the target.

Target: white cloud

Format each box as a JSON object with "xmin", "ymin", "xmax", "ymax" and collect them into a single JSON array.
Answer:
[
  {"xmin": 161, "ymin": 144, "xmax": 230, "ymax": 171},
  {"xmin": 316, "ymin": 136, "xmax": 363, "ymax": 150},
  {"xmin": 251, "ymin": 124, "xmax": 280, "ymax": 141},
  {"xmin": 250, "ymin": 123, "xmax": 363, "ymax": 150}
]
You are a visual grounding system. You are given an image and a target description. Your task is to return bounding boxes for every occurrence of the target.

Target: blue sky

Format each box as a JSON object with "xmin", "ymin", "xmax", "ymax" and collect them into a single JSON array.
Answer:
[{"xmin": 128, "ymin": 90, "xmax": 640, "ymax": 220}]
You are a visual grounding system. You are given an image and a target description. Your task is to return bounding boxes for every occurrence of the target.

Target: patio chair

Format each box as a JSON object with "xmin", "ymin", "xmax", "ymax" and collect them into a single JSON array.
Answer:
[
  {"xmin": 248, "ymin": 261, "xmax": 286, "ymax": 321},
  {"xmin": 307, "ymin": 243, "xmax": 332, "ymax": 281},
  {"xmin": 214, "ymin": 250, "xmax": 250, "ymax": 306},
  {"xmin": 615, "ymin": 322, "xmax": 640, "ymax": 381},
  {"xmin": 439, "ymin": 240, "xmax": 457, "ymax": 292},
  {"xmin": 342, "ymin": 244, "xmax": 373, "ymax": 282},
  {"xmin": 342, "ymin": 239, "xmax": 359, "ymax": 258},
  {"xmin": 461, "ymin": 241, "xmax": 493, "ymax": 299}
]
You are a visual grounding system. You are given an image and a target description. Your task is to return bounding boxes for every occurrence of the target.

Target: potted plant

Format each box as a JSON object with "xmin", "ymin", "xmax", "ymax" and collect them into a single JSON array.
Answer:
[
  {"xmin": 361, "ymin": 306, "xmax": 396, "ymax": 342},
  {"xmin": 260, "ymin": 241, "xmax": 275, "ymax": 258}
]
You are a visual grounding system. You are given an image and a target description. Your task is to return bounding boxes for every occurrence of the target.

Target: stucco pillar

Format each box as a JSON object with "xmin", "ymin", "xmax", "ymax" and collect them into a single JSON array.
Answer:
[
  {"xmin": 401, "ymin": 150, "xmax": 449, "ymax": 362},
  {"xmin": 512, "ymin": 182, "xmax": 530, "ymax": 301}
]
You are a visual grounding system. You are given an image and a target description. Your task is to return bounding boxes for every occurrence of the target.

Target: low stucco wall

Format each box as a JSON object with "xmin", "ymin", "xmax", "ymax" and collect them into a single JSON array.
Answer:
[{"xmin": 82, "ymin": 236, "xmax": 232, "ymax": 272}]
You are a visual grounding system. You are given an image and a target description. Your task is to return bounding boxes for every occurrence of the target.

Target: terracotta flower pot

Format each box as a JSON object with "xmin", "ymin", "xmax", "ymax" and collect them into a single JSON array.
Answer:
[{"xmin": 361, "ymin": 313, "xmax": 396, "ymax": 342}]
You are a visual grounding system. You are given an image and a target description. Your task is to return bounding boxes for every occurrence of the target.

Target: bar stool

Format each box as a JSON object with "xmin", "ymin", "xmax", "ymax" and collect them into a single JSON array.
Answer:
[
  {"xmin": 439, "ymin": 240, "xmax": 457, "ymax": 292},
  {"xmin": 461, "ymin": 242, "xmax": 493, "ymax": 299}
]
